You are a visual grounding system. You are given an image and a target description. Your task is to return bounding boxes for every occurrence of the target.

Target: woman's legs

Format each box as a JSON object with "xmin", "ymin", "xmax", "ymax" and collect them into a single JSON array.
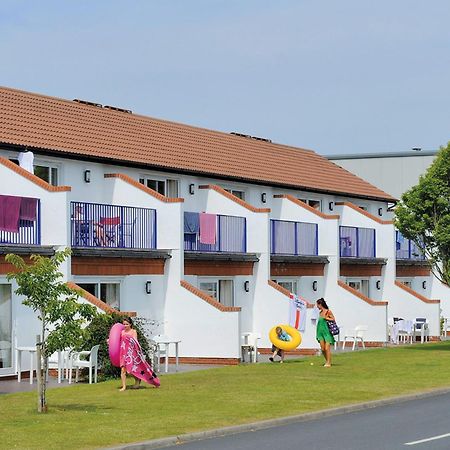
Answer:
[
  {"xmin": 319, "ymin": 340, "xmax": 326, "ymax": 361},
  {"xmin": 120, "ymin": 367, "xmax": 127, "ymax": 391},
  {"xmin": 132, "ymin": 376, "xmax": 141, "ymax": 388},
  {"xmin": 324, "ymin": 343, "xmax": 332, "ymax": 367}
]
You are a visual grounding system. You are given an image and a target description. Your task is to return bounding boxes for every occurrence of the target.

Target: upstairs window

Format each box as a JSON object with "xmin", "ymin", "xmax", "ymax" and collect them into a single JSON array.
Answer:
[
  {"xmin": 298, "ymin": 198, "xmax": 322, "ymax": 211},
  {"xmin": 139, "ymin": 177, "xmax": 179, "ymax": 198},
  {"xmin": 34, "ymin": 165, "xmax": 59, "ymax": 186},
  {"xmin": 224, "ymin": 188, "xmax": 246, "ymax": 201},
  {"xmin": 199, "ymin": 279, "xmax": 234, "ymax": 307}
]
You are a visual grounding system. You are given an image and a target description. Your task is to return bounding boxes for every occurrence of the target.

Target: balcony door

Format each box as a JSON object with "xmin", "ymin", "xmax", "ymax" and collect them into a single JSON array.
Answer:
[{"xmin": 0, "ymin": 284, "xmax": 13, "ymax": 375}]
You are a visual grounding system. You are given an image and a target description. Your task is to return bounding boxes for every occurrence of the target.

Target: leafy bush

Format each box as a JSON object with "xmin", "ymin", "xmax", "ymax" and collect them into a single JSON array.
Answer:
[{"xmin": 83, "ymin": 313, "xmax": 151, "ymax": 380}]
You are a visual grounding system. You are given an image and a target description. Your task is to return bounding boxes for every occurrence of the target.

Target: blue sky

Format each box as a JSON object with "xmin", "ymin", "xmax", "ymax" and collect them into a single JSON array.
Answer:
[{"xmin": 1, "ymin": 1, "xmax": 449, "ymax": 155}]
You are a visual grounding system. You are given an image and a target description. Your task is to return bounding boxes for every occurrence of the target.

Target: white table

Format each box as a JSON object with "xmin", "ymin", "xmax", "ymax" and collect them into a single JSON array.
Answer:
[
  {"xmin": 154, "ymin": 338, "xmax": 180, "ymax": 373},
  {"xmin": 16, "ymin": 346, "xmax": 37, "ymax": 384}
]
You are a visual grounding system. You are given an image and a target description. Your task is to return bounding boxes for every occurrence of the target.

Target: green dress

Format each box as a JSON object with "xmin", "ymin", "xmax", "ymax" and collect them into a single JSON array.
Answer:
[{"xmin": 316, "ymin": 316, "xmax": 335, "ymax": 344}]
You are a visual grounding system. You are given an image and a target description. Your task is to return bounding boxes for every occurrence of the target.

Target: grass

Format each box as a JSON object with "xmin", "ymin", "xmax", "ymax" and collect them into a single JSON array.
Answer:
[{"xmin": 2, "ymin": 342, "xmax": 450, "ymax": 449}]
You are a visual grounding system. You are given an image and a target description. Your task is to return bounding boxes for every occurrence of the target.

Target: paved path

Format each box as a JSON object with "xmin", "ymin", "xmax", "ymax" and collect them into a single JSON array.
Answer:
[{"xmin": 156, "ymin": 391, "xmax": 450, "ymax": 450}]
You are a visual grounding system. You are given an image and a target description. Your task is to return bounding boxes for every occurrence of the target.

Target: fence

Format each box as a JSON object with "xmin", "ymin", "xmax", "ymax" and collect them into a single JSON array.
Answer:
[
  {"xmin": 339, "ymin": 226, "xmax": 376, "ymax": 258},
  {"xmin": 184, "ymin": 212, "xmax": 246, "ymax": 252},
  {"xmin": 270, "ymin": 219, "xmax": 318, "ymax": 255},
  {"xmin": 0, "ymin": 195, "xmax": 40, "ymax": 245},
  {"xmin": 71, "ymin": 201, "xmax": 156, "ymax": 249}
]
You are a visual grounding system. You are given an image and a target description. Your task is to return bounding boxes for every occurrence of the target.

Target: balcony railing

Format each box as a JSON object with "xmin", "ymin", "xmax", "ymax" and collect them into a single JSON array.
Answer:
[
  {"xmin": 340, "ymin": 226, "xmax": 375, "ymax": 258},
  {"xmin": 184, "ymin": 212, "xmax": 246, "ymax": 252},
  {"xmin": 271, "ymin": 219, "xmax": 318, "ymax": 256},
  {"xmin": 396, "ymin": 231, "xmax": 425, "ymax": 260},
  {"xmin": 0, "ymin": 195, "xmax": 40, "ymax": 245},
  {"xmin": 71, "ymin": 201, "xmax": 156, "ymax": 249}
]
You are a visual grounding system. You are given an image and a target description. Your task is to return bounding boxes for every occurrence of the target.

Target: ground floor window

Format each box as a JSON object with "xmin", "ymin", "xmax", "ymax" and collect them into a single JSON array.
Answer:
[
  {"xmin": 397, "ymin": 279, "xmax": 412, "ymax": 288},
  {"xmin": 78, "ymin": 282, "xmax": 121, "ymax": 310},
  {"xmin": 272, "ymin": 279, "xmax": 298, "ymax": 295},
  {"xmin": 345, "ymin": 279, "xmax": 369, "ymax": 297},
  {"xmin": 199, "ymin": 279, "xmax": 234, "ymax": 307},
  {"xmin": 0, "ymin": 284, "xmax": 12, "ymax": 370},
  {"xmin": 139, "ymin": 177, "xmax": 179, "ymax": 198}
]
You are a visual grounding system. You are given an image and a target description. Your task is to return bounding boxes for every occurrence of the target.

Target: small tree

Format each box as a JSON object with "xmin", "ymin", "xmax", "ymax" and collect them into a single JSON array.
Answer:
[
  {"xmin": 395, "ymin": 142, "xmax": 450, "ymax": 285},
  {"xmin": 6, "ymin": 248, "xmax": 97, "ymax": 412}
]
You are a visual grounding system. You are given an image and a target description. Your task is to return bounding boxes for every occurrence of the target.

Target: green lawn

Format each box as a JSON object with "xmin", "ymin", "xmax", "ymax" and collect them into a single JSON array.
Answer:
[{"xmin": 3, "ymin": 342, "xmax": 450, "ymax": 450}]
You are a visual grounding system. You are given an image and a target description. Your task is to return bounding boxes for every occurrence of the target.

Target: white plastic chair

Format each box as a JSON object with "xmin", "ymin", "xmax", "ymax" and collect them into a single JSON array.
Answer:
[
  {"xmin": 241, "ymin": 332, "xmax": 261, "ymax": 363},
  {"xmin": 47, "ymin": 350, "xmax": 71, "ymax": 383},
  {"xmin": 413, "ymin": 318, "xmax": 429, "ymax": 343},
  {"xmin": 69, "ymin": 345, "xmax": 100, "ymax": 384},
  {"xmin": 342, "ymin": 325, "xmax": 368, "ymax": 351}
]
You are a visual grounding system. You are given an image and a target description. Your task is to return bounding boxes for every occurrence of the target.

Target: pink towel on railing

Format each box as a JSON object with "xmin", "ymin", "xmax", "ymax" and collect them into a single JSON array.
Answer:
[
  {"xmin": 0, "ymin": 195, "xmax": 22, "ymax": 233},
  {"xmin": 199, "ymin": 212, "xmax": 216, "ymax": 244},
  {"xmin": 19, "ymin": 197, "xmax": 38, "ymax": 221},
  {"xmin": 120, "ymin": 334, "xmax": 160, "ymax": 387}
]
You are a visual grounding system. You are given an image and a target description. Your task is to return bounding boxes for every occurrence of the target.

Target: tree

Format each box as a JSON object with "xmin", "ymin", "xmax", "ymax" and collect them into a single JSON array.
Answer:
[
  {"xmin": 6, "ymin": 248, "xmax": 97, "ymax": 412},
  {"xmin": 395, "ymin": 142, "xmax": 450, "ymax": 285}
]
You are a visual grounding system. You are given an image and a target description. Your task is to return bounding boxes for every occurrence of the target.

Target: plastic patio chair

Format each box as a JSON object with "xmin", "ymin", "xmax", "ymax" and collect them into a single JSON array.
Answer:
[
  {"xmin": 69, "ymin": 345, "xmax": 100, "ymax": 384},
  {"xmin": 241, "ymin": 332, "xmax": 261, "ymax": 363},
  {"xmin": 342, "ymin": 325, "xmax": 368, "ymax": 351},
  {"xmin": 413, "ymin": 318, "xmax": 429, "ymax": 343}
]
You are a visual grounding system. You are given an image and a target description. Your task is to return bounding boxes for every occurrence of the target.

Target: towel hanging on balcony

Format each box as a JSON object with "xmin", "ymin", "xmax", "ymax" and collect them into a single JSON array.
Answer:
[
  {"xmin": 199, "ymin": 212, "xmax": 216, "ymax": 244},
  {"xmin": 19, "ymin": 197, "xmax": 38, "ymax": 221},
  {"xmin": 0, "ymin": 195, "xmax": 22, "ymax": 233},
  {"xmin": 184, "ymin": 212, "xmax": 200, "ymax": 233}
]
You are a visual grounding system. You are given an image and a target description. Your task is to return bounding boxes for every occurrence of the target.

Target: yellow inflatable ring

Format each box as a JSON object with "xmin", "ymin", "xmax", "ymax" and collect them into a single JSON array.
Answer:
[{"xmin": 269, "ymin": 324, "xmax": 302, "ymax": 351}]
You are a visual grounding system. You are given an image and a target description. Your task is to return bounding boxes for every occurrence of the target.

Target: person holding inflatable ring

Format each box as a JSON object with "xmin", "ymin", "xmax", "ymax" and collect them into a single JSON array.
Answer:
[
  {"xmin": 120, "ymin": 317, "xmax": 142, "ymax": 391},
  {"xmin": 316, "ymin": 298, "xmax": 335, "ymax": 367},
  {"xmin": 269, "ymin": 326, "xmax": 291, "ymax": 363}
]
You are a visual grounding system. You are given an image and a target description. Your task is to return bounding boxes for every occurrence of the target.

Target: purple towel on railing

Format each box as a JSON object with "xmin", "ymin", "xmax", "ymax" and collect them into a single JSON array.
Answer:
[
  {"xmin": 19, "ymin": 197, "xmax": 38, "ymax": 221},
  {"xmin": 0, "ymin": 195, "xmax": 21, "ymax": 233},
  {"xmin": 184, "ymin": 212, "xmax": 200, "ymax": 233},
  {"xmin": 199, "ymin": 213, "xmax": 216, "ymax": 244}
]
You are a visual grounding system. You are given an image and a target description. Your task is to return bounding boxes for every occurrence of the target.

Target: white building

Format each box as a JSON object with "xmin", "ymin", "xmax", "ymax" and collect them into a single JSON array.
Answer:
[{"xmin": 0, "ymin": 86, "xmax": 447, "ymax": 377}]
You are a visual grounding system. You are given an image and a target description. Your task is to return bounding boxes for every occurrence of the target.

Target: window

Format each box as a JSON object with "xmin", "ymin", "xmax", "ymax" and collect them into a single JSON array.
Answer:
[
  {"xmin": 298, "ymin": 198, "xmax": 322, "ymax": 211},
  {"xmin": 346, "ymin": 279, "xmax": 369, "ymax": 297},
  {"xmin": 34, "ymin": 165, "xmax": 58, "ymax": 186},
  {"xmin": 273, "ymin": 279, "xmax": 298, "ymax": 295},
  {"xmin": 139, "ymin": 177, "xmax": 179, "ymax": 198},
  {"xmin": 199, "ymin": 279, "xmax": 234, "ymax": 307},
  {"xmin": 0, "ymin": 285, "xmax": 12, "ymax": 371},
  {"xmin": 78, "ymin": 282, "xmax": 121, "ymax": 310},
  {"xmin": 398, "ymin": 279, "xmax": 412, "ymax": 288},
  {"xmin": 224, "ymin": 189, "xmax": 245, "ymax": 200}
]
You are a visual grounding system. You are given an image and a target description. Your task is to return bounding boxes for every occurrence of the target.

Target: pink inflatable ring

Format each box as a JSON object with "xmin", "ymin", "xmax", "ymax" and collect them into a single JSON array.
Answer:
[{"xmin": 109, "ymin": 323, "xmax": 124, "ymax": 367}]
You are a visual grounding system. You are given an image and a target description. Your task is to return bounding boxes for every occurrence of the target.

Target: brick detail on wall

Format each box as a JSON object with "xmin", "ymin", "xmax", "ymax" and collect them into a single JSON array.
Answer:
[
  {"xmin": 71, "ymin": 257, "xmax": 165, "ymax": 275},
  {"xmin": 335, "ymin": 202, "xmax": 393, "ymax": 225},
  {"xmin": 340, "ymin": 264, "xmax": 383, "ymax": 276},
  {"xmin": 271, "ymin": 262, "xmax": 325, "ymax": 276},
  {"xmin": 273, "ymin": 194, "xmax": 340, "ymax": 220},
  {"xmin": 104, "ymin": 173, "xmax": 184, "ymax": 203},
  {"xmin": 180, "ymin": 280, "xmax": 241, "ymax": 312},
  {"xmin": 338, "ymin": 280, "xmax": 388, "ymax": 306},
  {"xmin": 396, "ymin": 265, "xmax": 431, "ymax": 277},
  {"xmin": 0, "ymin": 255, "xmax": 33, "ymax": 274},
  {"xmin": 267, "ymin": 279, "xmax": 314, "ymax": 308},
  {"xmin": 198, "ymin": 184, "xmax": 270, "ymax": 213},
  {"xmin": 0, "ymin": 156, "xmax": 71, "ymax": 192},
  {"xmin": 184, "ymin": 259, "xmax": 254, "ymax": 276},
  {"xmin": 66, "ymin": 281, "xmax": 136, "ymax": 316},
  {"xmin": 394, "ymin": 280, "xmax": 440, "ymax": 304}
]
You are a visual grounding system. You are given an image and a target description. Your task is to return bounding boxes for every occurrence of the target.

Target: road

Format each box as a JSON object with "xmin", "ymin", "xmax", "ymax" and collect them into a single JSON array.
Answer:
[{"xmin": 162, "ymin": 392, "xmax": 450, "ymax": 450}]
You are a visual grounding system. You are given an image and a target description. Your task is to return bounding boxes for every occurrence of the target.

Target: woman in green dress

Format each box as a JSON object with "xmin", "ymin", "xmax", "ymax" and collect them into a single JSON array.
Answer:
[{"xmin": 316, "ymin": 298, "xmax": 336, "ymax": 367}]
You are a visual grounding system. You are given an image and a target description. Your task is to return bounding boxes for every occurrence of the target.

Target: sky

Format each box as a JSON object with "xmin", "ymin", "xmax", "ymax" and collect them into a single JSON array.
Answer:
[{"xmin": 1, "ymin": 1, "xmax": 449, "ymax": 156}]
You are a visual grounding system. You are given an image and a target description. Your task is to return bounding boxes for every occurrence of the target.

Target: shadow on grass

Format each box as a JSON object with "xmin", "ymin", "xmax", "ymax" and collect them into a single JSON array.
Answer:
[
  {"xmin": 51, "ymin": 403, "xmax": 115, "ymax": 412},
  {"xmin": 399, "ymin": 343, "xmax": 450, "ymax": 351}
]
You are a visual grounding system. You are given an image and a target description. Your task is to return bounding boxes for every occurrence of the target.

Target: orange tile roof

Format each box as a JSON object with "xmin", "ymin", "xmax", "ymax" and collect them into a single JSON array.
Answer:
[{"xmin": 0, "ymin": 86, "xmax": 395, "ymax": 201}]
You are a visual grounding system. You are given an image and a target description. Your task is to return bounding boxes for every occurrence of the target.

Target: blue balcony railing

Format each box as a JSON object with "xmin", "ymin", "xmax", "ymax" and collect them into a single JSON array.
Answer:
[
  {"xmin": 396, "ymin": 231, "xmax": 425, "ymax": 260},
  {"xmin": 340, "ymin": 226, "xmax": 375, "ymax": 258},
  {"xmin": 0, "ymin": 195, "xmax": 41, "ymax": 245},
  {"xmin": 271, "ymin": 219, "xmax": 318, "ymax": 256},
  {"xmin": 184, "ymin": 212, "xmax": 246, "ymax": 252},
  {"xmin": 71, "ymin": 201, "xmax": 156, "ymax": 249}
]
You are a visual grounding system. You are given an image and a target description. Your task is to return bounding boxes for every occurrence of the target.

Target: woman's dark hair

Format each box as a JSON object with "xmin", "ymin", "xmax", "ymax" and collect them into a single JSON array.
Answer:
[
  {"xmin": 123, "ymin": 316, "xmax": 134, "ymax": 327},
  {"xmin": 316, "ymin": 298, "xmax": 329, "ymax": 309}
]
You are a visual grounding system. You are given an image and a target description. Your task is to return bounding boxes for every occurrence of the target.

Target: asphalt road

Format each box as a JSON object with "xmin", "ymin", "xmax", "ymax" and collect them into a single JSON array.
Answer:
[{"xmin": 162, "ymin": 392, "xmax": 450, "ymax": 450}]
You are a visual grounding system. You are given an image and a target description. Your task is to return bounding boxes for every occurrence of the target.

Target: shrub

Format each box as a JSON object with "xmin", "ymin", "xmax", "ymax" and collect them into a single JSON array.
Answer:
[{"xmin": 83, "ymin": 313, "xmax": 151, "ymax": 380}]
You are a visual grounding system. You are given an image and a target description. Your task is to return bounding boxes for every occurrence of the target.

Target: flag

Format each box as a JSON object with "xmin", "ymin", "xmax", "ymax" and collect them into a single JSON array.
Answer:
[{"xmin": 289, "ymin": 293, "xmax": 307, "ymax": 332}]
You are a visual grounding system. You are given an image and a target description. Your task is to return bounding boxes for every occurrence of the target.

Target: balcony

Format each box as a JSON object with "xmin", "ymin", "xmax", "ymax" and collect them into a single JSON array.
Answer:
[
  {"xmin": 396, "ymin": 231, "xmax": 425, "ymax": 260},
  {"xmin": 71, "ymin": 201, "xmax": 156, "ymax": 250},
  {"xmin": 0, "ymin": 195, "xmax": 40, "ymax": 246},
  {"xmin": 184, "ymin": 212, "xmax": 246, "ymax": 253},
  {"xmin": 270, "ymin": 219, "xmax": 318, "ymax": 256},
  {"xmin": 340, "ymin": 226, "xmax": 375, "ymax": 258}
]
